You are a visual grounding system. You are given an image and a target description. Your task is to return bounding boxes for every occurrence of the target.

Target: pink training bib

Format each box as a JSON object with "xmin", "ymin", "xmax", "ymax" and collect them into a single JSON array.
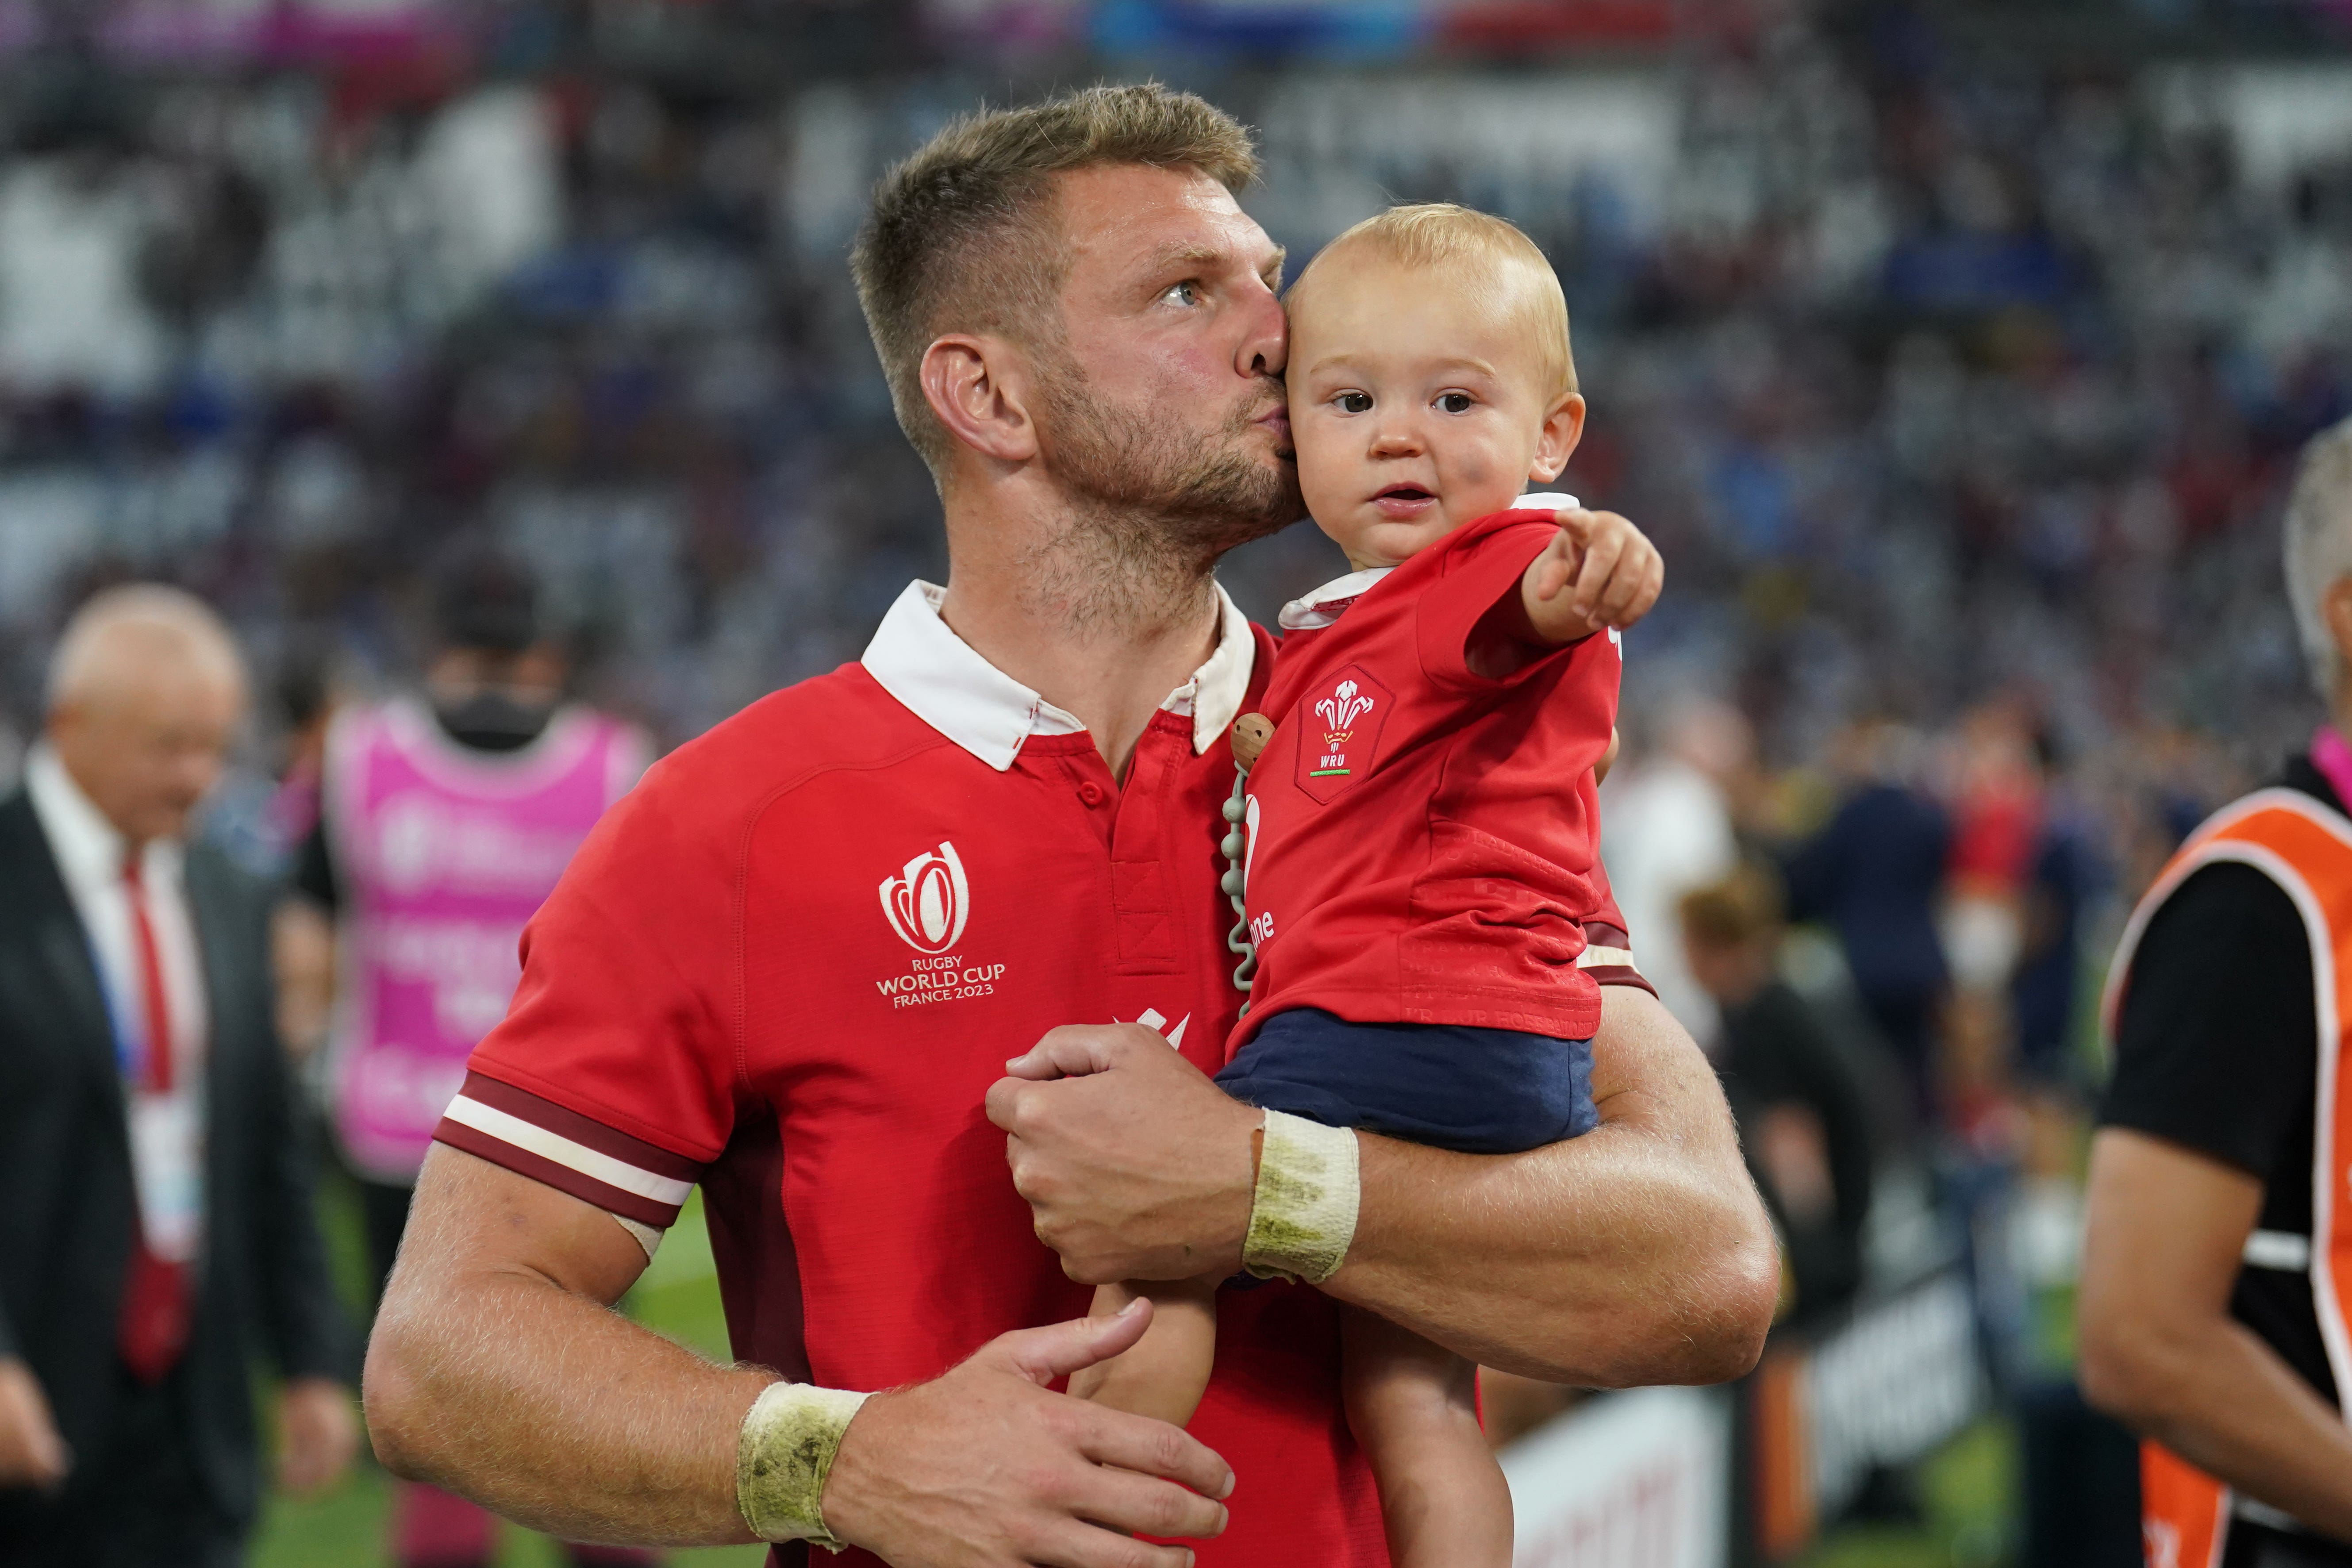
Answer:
[{"xmin": 326, "ymin": 698, "xmax": 646, "ymax": 1181}]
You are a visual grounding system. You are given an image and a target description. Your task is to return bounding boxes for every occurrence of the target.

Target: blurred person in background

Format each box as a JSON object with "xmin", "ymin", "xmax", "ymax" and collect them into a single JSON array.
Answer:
[
  {"xmin": 289, "ymin": 547, "xmax": 651, "ymax": 1568},
  {"xmin": 1783, "ymin": 717, "xmax": 1952, "ymax": 1124},
  {"xmin": 2083, "ymin": 415, "xmax": 2352, "ymax": 1565},
  {"xmin": 1939, "ymin": 700, "xmax": 2044, "ymax": 999},
  {"xmin": 1602, "ymin": 692, "xmax": 1748, "ymax": 1048},
  {"xmin": 1681, "ymin": 864, "xmax": 1874, "ymax": 1330},
  {"xmin": 0, "ymin": 585, "xmax": 354, "ymax": 1565},
  {"xmin": 268, "ymin": 649, "xmax": 340, "ymax": 1065},
  {"xmin": 2010, "ymin": 726, "xmax": 2106, "ymax": 1092}
]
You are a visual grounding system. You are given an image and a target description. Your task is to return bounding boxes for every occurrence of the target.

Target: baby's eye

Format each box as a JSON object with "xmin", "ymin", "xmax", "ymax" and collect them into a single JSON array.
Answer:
[
  {"xmin": 1437, "ymin": 392, "xmax": 1476, "ymax": 414},
  {"xmin": 1334, "ymin": 391, "xmax": 1372, "ymax": 414}
]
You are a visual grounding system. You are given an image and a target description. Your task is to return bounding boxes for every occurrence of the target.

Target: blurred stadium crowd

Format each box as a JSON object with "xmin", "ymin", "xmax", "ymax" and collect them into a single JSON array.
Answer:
[
  {"xmin": 0, "ymin": 4, "xmax": 2343, "ymax": 776},
  {"xmin": 0, "ymin": 0, "xmax": 2348, "ymax": 1556}
]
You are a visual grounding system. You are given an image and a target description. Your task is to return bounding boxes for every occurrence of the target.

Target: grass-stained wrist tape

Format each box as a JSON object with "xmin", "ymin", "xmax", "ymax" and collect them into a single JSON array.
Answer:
[
  {"xmin": 737, "ymin": 1382, "xmax": 870, "ymax": 1550},
  {"xmin": 1241, "ymin": 1109, "xmax": 1360, "ymax": 1284}
]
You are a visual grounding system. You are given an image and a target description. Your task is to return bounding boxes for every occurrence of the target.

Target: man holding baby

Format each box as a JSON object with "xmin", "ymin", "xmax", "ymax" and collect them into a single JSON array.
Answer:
[{"xmin": 363, "ymin": 85, "xmax": 1774, "ymax": 1566}]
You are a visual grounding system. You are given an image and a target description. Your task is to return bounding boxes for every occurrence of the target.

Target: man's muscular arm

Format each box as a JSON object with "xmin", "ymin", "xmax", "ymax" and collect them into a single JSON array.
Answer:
[
  {"xmin": 367, "ymin": 1144, "xmax": 1234, "ymax": 1562},
  {"xmin": 365, "ymin": 1145, "xmax": 769, "ymax": 1544},
  {"xmin": 2080, "ymin": 1128, "xmax": 2352, "ymax": 1541},
  {"xmin": 990, "ymin": 986, "xmax": 1777, "ymax": 1387}
]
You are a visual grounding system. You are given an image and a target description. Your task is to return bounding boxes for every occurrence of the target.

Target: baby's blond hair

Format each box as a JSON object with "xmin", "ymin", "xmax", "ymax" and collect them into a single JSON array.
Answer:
[{"xmin": 1287, "ymin": 203, "xmax": 1577, "ymax": 400}]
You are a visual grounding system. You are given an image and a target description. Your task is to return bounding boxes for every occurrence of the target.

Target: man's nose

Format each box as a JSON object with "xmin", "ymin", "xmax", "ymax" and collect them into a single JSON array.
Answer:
[{"xmin": 1236, "ymin": 281, "xmax": 1287, "ymax": 380}]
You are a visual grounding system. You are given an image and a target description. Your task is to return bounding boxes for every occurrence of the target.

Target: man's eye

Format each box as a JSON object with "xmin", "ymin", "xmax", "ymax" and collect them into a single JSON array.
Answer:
[
  {"xmin": 1336, "ymin": 392, "xmax": 1372, "ymax": 414},
  {"xmin": 1163, "ymin": 281, "xmax": 1203, "ymax": 306},
  {"xmin": 1437, "ymin": 392, "xmax": 1476, "ymax": 414}
]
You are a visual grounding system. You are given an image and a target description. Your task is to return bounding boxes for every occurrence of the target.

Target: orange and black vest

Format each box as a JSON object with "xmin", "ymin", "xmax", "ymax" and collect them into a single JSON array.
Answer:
[{"xmin": 2103, "ymin": 788, "xmax": 2352, "ymax": 1568}]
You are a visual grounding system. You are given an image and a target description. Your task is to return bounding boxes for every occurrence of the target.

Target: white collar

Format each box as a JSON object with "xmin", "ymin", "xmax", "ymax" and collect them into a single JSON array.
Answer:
[
  {"xmin": 24, "ymin": 742, "xmax": 184, "ymax": 891},
  {"xmin": 861, "ymin": 580, "xmax": 1255, "ymax": 772},
  {"xmin": 1280, "ymin": 491, "xmax": 1580, "ymax": 631}
]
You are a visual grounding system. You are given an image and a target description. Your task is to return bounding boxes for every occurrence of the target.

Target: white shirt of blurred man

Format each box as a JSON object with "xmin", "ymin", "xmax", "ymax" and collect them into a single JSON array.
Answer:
[{"xmin": 1600, "ymin": 695, "xmax": 1748, "ymax": 1046}]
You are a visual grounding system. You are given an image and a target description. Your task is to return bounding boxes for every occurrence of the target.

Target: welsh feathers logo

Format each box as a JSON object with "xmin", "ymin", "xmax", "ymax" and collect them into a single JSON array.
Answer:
[
  {"xmin": 1295, "ymin": 664, "xmax": 1392, "ymax": 803},
  {"xmin": 879, "ymin": 841, "xmax": 970, "ymax": 954},
  {"xmin": 1314, "ymin": 680, "xmax": 1376, "ymax": 748}
]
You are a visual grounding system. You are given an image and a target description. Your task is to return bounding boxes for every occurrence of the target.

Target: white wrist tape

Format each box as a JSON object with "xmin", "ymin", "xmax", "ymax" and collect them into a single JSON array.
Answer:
[
  {"xmin": 737, "ymin": 1382, "xmax": 870, "ymax": 1551},
  {"xmin": 1241, "ymin": 1110, "xmax": 1361, "ymax": 1285}
]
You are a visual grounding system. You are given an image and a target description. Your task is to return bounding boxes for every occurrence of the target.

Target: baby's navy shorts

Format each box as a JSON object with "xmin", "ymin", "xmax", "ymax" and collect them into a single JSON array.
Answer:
[{"xmin": 1212, "ymin": 1005, "xmax": 1597, "ymax": 1157}]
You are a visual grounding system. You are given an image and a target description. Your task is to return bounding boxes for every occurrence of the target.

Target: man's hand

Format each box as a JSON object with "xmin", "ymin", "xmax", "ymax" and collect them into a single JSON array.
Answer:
[
  {"xmin": 277, "ymin": 1376, "xmax": 360, "ymax": 1498},
  {"xmin": 822, "ymin": 1300, "xmax": 1233, "ymax": 1568},
  {"xmin": 988, "ymin": 1026, "xmax": 1257, "ymax": 1284},
  {"xmin": 1523, "ymin": 509, "xmax": 1664, "ymax": 643},
  {"xmin": 0, "ymin": 1356, "xmax": 69, "ymax": 1490}
]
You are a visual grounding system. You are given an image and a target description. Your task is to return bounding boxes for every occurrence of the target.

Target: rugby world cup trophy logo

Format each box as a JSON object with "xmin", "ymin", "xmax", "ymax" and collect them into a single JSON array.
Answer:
[{"xmin": 880, "ymin": 841, "xmax": 970, "ymax": 954}]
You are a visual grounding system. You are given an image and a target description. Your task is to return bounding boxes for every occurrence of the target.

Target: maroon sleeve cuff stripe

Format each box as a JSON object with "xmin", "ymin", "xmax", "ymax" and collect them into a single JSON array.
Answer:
[
  {"xmin": 430, "ymin": 1071, "xmax": 704, "ymax": 1230},
  {"xmin": 455, "ymin": 1071, "xmax": 706, "ymax": 1181},
  {"xmin": 433, "ymin": 1119, "xmax": 688, "ymax": 1230}
]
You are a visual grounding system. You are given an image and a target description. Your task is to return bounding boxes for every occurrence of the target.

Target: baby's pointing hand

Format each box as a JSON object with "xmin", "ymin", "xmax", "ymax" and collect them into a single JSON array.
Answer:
[{"xmin": 1538, "ymin": 508, "xmax": 1664, "ymax": 631}]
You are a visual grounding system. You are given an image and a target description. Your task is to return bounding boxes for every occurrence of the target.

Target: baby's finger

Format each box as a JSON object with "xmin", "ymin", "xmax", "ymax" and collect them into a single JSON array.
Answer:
[
  {"xmin": 1603, "ymin": 553, "xmax": 1665, "ymax": 628},
  {"xmin": 1594, "ymin": 543, "xmax": 1656, "ymax": 624},
  {"xmin": 1571, "ymin": 529, "xmax": 1626, "ymax": 615}
]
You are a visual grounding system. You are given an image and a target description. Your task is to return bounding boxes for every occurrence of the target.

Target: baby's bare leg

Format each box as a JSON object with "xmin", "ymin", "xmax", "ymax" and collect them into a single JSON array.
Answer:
[
  {"xmin": 1068, "ymin": 1276, "xmax": 1221, "ymax": 1428},
  {"xmin": 1342, "ymin": 1306, "xmax": 1513, "ymax": 1568}
]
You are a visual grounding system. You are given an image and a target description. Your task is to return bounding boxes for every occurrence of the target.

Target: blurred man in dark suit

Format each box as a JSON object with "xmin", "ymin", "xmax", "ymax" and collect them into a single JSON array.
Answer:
[
  {"xmin": 0, "ymin": 585, "xmax": 355, "ymax": 1566},
  {"xmin": 1782, "ymin": 719, "xmax": 1952, "ymax": 1123}
]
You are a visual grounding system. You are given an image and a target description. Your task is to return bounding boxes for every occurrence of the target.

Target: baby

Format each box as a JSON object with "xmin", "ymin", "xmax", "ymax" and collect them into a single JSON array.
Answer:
[{"xmin": 1067, "ymin": 204, "xmax": 1660, "ymax": 1567}]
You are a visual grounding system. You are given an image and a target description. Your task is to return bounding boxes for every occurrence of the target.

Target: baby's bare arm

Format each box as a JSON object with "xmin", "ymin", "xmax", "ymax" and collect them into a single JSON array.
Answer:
[
  {"xmin": 1342, "ymin": 1308, "xmax": 1511, "ymax": 1568},
  {"xmin": 1068, "ymin": 1277, "xmax": 1222, "ymax": 1429}
]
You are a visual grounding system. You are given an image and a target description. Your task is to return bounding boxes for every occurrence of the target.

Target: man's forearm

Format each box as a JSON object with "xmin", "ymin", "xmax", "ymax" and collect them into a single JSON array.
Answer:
[
  {"xmin": 1324, "ymin": 987, "xmax": 1777, "ymax": 1386},
  {"xmin": 2081, "ymin": 1129, "xmax": 2352, "ymax": 1541},
  {"xmin": 995, "ymin": 988, "xmax": 1777, "ymax": 1386},
  {"xmin": 372, "ymin": 1149, "xmax": 1236, "ymax": 1564},
  {"xmin": 2095, "ymin": 1313, "xmax": 2352, "ymax": 1541},
  {"xmin": 365, "ymin": 1148, "xmax": 766, "ymax": 1545}
]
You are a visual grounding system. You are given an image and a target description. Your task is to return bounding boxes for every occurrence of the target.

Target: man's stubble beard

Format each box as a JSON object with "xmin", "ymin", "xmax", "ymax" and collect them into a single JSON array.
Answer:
[{"xmin": 1027, "ymin": 356, "xmax": 1302, "ymax": 630}]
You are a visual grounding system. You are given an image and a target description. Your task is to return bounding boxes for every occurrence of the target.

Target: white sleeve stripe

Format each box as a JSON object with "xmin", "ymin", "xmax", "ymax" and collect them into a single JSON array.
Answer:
[
  {"xmin": 442, "ymin": 1095, "xmax": 696, "ymax": 1207},
  {"xmin": 2244, "ymin": 1229, "xmax": 2312, "ymax": 1270},
  {"xmin": 1578, "ymin": 945, "xmax": 1638, "ymax": 970}
]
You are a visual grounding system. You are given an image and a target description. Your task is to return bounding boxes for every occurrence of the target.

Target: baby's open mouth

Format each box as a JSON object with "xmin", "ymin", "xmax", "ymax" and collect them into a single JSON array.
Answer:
[{"xmin": 1372, "ymin": 484, "xmax": 1439, "ymax": 516}]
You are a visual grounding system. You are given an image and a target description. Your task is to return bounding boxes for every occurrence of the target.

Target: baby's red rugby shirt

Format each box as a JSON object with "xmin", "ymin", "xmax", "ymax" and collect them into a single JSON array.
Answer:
[{"xmin": 1234, "ymin": 507, "xmax": 1623, "ymax": 1057}]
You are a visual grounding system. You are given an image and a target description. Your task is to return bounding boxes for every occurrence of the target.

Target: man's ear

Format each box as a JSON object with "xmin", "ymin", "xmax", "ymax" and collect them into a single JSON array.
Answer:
[
  {"xmin": 920, "ymin": 334, "xmax": 1040, "ymax": 466},
  {"xmin": 1527, "ymin": 392, "xmax": 1588, "ymax": 484}
]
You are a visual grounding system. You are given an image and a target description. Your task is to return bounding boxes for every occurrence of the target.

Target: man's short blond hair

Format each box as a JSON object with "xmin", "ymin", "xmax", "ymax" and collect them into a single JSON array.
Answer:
[
  {"xmin": 851, "ymin": 84, "xmax": 1259, "ymax": 476},
  {"xmin": 1287, "ymin": 203, "xmax": 1577, "ymax": 401}
]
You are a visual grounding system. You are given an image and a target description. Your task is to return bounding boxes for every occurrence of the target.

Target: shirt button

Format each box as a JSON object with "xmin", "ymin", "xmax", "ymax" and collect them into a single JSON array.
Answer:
[{"xmin": 1078, "ymin": 781, "xmax": 1107, "ymax": 807}]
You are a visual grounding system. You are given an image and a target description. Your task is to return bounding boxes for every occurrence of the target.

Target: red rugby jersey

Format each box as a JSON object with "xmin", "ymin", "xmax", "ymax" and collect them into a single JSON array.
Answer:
[
  {"xmin": 431, "ymin": 574, "xmax": 1644, "ymax": 1566},
  {"xmin": 433, "ymin": 581, "xmax": 1388, "ymax": 1567},
  {"xmin": 1234, "ymin": 508, "xmax": 1621, "ymax": 1055}
]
